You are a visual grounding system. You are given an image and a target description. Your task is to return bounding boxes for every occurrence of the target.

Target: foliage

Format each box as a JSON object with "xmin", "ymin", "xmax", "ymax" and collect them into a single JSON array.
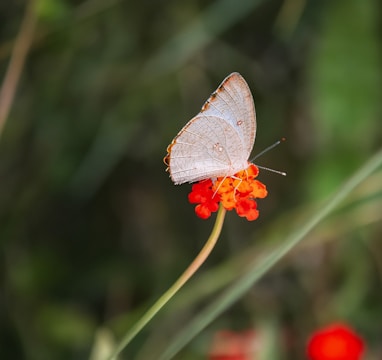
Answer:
[{"xmin": 0, "ymin": 0, "xmax": 381, "ymax": 359}]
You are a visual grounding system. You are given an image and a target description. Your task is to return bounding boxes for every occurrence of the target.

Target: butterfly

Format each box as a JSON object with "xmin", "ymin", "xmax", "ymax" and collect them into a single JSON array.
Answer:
[{"xmin": 165, "ymin": 72, "xmax": 256, "ymax": 185}]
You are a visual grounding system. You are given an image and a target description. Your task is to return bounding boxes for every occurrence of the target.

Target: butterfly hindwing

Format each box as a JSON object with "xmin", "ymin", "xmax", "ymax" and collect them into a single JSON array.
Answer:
[{"xmin": 167, "ymin": 114, "xmax": 248, "ymax": 184}]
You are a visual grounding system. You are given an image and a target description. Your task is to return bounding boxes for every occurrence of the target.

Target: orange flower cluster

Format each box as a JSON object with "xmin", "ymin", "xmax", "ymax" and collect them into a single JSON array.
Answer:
[
  {"xmin": 188, "ymin": 164, "xmax": 268, "ymax": 221},
  {"xmin": 307, "ymin": 323, "xmax": 365, "ymax": 360}
]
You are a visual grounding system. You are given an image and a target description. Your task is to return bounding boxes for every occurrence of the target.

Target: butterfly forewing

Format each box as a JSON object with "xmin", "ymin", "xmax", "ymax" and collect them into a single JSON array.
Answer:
[
  {"xmin": 166, "ymin": 72, "xmax": 257, "ymax": 184},
  {"xmin": 200, "ymin": 72, "xmax": 256, "ymax": 156}
]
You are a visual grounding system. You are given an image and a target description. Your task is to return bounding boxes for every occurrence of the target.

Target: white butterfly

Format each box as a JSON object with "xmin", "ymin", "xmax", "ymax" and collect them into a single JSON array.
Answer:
[{"xmin": 165, "ymin": 72, "xmax": 256, "ymax": 185}]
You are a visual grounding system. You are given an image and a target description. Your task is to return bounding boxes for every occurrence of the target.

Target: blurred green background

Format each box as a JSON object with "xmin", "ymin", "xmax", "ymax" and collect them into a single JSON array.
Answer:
[{"xmin": 0, "ymin": 0, "xmax": 381, "ymax": 359}]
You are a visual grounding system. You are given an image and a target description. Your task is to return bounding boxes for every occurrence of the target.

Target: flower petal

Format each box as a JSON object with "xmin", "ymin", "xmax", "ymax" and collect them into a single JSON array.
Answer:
[{"xmin": 307, "ymin": 323, "xmax": 365, "ymax": 360}]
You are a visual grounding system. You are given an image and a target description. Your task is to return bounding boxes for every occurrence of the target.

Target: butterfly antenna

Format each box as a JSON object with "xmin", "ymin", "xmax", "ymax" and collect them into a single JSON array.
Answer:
[
  {"xmin": 257, "ymin": 165, "xmax": 286, "ymax": 176},
  {"xmin": 251, "ymin": 137, "xmax": 286, "ymax": 161},
  {"xmin": 251, "ymin": 137, "xmax": 287, "ymax": 176}
]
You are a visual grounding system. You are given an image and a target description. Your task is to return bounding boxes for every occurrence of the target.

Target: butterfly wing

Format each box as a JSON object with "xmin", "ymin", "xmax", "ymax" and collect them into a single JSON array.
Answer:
[
  {"xmin": 166, "ymin": 73, "xmax": 256, "ymax": 184},
  {"xmin": 166, "ymin": 115, "xmax": 249, "ymax": 184},
  {"xmin": 200, "ymin": 72, "xmax": 256, "ymax": 157}
]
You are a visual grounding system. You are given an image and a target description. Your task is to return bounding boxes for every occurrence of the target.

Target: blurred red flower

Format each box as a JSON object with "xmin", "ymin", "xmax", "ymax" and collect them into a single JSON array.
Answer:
[
  {"xmin": 188, "ymin": 164, "xmax": 267, "ymax": 220},
  {"xmin": 208, "ymin": 330, "xmax": 258, "ymax": 360},
  {"xmin": 307, "ymin": 323, "xmax": 365, "ymax": 360}
]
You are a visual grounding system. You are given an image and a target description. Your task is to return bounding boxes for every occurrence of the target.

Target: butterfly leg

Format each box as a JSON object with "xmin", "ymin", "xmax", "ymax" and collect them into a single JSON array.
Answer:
[
  {"xmin": 212, "ymin": 176, "xmax": 226, "ymax": 198},
  {"xmin": 231, "ymin": 175, "xmax": 243, "ymax": 201}
]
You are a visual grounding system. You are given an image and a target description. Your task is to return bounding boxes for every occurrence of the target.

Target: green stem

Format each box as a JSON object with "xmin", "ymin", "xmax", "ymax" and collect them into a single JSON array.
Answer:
[{"xmin": 107, "ymin": 205, "xmax": 227, "ymax": 360}]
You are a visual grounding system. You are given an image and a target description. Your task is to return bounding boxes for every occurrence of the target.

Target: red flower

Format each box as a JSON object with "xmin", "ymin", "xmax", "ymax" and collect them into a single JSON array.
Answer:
[
  {"xmin": 188, "ymin": 164, "xmax": 268, "ymax": 220},
  {"xmin": 208, "ymin": 330, "xmax": 258, "ymax": 360},
  {"xmin": 235, "ymin": 197, "xmax": 259, "ymax": 221},
  {"xmin": 307, "ymin": 323, "xmax": 365, "ymax": 360},
  {"xmin": 188, "ymin": 179, "xmax": 220, "ymax": 219}
]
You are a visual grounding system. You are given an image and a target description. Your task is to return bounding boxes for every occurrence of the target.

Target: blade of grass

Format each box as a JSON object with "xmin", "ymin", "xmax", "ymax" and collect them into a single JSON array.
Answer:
[
  {"xmin": 0, "ymin": 0, "xmax": 37, "ymax": 139},
  {"xmin": 142, "ymin": 0, "xmax": 263, "ymax": 79},
  {"xmin": 158, "ymin": 147, "xmax": 382, "ymax": 360}
]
